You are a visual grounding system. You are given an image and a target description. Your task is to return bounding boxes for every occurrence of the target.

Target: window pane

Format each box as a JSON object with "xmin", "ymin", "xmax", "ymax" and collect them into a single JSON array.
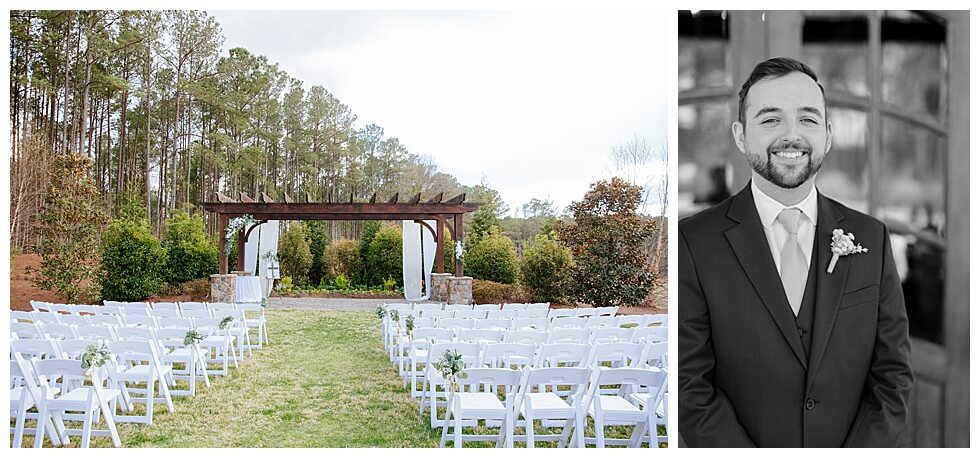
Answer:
[
  {"xmin": 879, "ymin": 115, "xmax": 946, "ymax": 344},
  {"xmin": 678, "ymin": 101, "xmax": 735, "ymax": 215},
  {"xmin": 678, "ymin": 10, "xmax": 731, "ymax": 92},
  {"xmin": 802, "ymin": 11, "xmax": 869, "ymax": 98},
  {"xmin": 815, "ymin": 107, "xmax": 869, "ymax": 212},
  {"xmin": 882, "ymin": 11, "xmax": 947, "ymax": 121}
]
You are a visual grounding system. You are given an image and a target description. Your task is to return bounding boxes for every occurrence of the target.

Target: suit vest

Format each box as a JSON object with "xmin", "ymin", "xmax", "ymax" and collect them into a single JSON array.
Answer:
[{"xmin": 795, "ymin": 235, "xmax": 819, "ymax": 360}]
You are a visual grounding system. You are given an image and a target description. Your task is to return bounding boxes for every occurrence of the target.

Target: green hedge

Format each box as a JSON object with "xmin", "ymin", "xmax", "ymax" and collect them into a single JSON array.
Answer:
[
  {"xmin": 99, "ymin": 218, "xmax": 166, "ymax": 301},
  {"xmin": 519, "ymin": 234, "xmax": 573, "ymax": 303},
  {"xmin": 278, "ymin": 222, "xmax": 313, "ymax": 287},
  {"xmin": 366, "ymin": 223, "xmax": 402, "ymax": 287},
  {"xmin": 464, "ymin": 229, "xmax": 519, "ymax": 284},
  {"xmin": 163, "ymin": 210, "xmax": 217, "ymax": 286}
]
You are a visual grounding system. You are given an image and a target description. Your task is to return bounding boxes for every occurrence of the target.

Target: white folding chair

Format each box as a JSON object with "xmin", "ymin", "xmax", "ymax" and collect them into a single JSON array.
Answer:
[
  {"xmin": 473, "ymin": 303, "xmax": 501, "ymax": 312},
  {"xmin": 547, "ymin": 328, "xmax": 591, "ymax": 344},
  {"xmin": 475, "ymin": 318, "xmax": 512, "ymax": 331},
  {"xmin": 487, "ymin": 309, "xmax": 519, "ymax": 320},
  {"xmin": 89, "ymin": 315, "xmax": 123, "ymax": 328},
  {"xmin": 55, "ymin": 339, "xmax": 102, "ymax": 361},
  {"xmin": 480, "ymin": 342, "xmax": 537, "ymax": 370},
  {"xmin": 440, "ymin": 367, "xmax": 521, "ymax": 448},
  {"xmin": 11, "ymin": 310, "xmax": 35, "ymax": 322},
  {"xmin": 534, "ymin": 343, "xmax": 591, "ymax": 368},
  {"xmin": 591, "ymin": 327, "xmax": 635, "ymax": 344},
  {"xmin": 178, "ymin": 301, "xmax": 208, "ymax": 314},
  {"xmin": 56, "ymin": 315, "xmax": 90, "ymax": 327},
  {"xmin": 514, "ymin": 366, "xmax": 591, "ymax": 448},
  {"xmin": 122, "ymin": 314, "xmax": 158, "ymax": 328},
  {"xmin": 639, "ymin": 342, "xmax": 668, "ymax": 369},
  {"xmin": 420, "ymin": 342, "xmax": 482, "ymax": 427},
  {"xmin": 10, "ymin": 356, "xmax": 64, "ymax": 448},
  {"xmin": 593, "ymin": 306, "xmax": 620, "ymax": 317},
  {"xmin": 38, "ymin": 323, "xmax": 78, "ymax": 340},
  {"xmin": 578, "ymin": 367, "xmax": 666, "ymax": 448},
  {"xmin": 150, "ymin": 308, "xmax": 181, "ymax": 319},
  {"xmin": 32, "ymin": 358, "xmax": 122, "ymax": 448},
  {"xmin": 119, "ymin": 303, "xmax": 151, "ymax": 317},
  {"xmin": 526, "ymin": 303, "xmax": 550, "ymax": 312},
  {"xmin": 513, "ymin": 317, "xmax": 549, "ymax": 331},
  {"xmin": 458, "ymin": 328, "xmax": 505, "ymax": 345},
  {"xmin": 438, "ymin": 318, "xmax": 475, "ymax": 331},
  {"xmin": 74, "ymin": 325, "xmax": 117, "ymax": 342},
  {"xmin": 646, "ymin": 314, "xmax": 667, "ymax": 327},
  {"xmin": 413, "ymin": 303, "xmax": 443, "ymax": 312},
  {"xmin": 180, "ymin": 309, "xmax": 212, "ymax": 319},
  {"xmin": 30, "ymin": 300, "xmax": 53, "ymax": 312},
  {"xmin": 586, "ymin": 316, "xmax": 619, "ymax": 329},
  {"xmin": 191, "ymin": 317, "xmax": 239, "ymax": 376},
  {"xmin": 617, "ymin": 315, "xmax": 650, "ymax": 329},
  {"xmin": 10, "ymin": 339, "xmax": 64, "ymax": 360},
  {"xmin": 238, "ymin": 303, "xmax": 268, "ymax": 349},
  {"xmin": 445, "ymin": 304, "xmax": 472, "ymax": 312},
  {"xmin": 548, "ymin": 309, "xmax": 577, "ymax": 319},
  {"xmin": 73, "ymin": 305, "xmax": 99, "ymax": 316},
  {"xmin": 421, "ymin": 309, "xmax": 454, "ymax": 319},
  {"xmin": 106, "ymin": 339, "xmax": 175, "ymax": 424},
  {"xmin": 501, "ymin": 303, "xmax": 528, "ymax": 311},
  {"xmin": 157, "ymin": 317, "xmax": 193, "ymax": 329},
  {"xmin": 550, "ymin": 316, "xmax": 587, "ymax": 330},
  {"xmin": 31, "ymin": 312, "xmax": 62, "ymax": 325},
  {"xmin": 574, "ymin": 308, "xmax": 599, "ymax": 318},
  {"xmin": 632, "ymin": 327, "xmax": 667, "ymax": 343},
  {"xmin": 504, "ymin": 329, "xmax": 548, "ymax": 347},
  {"xmin": 455, "ymin": 309, "xmax": 487, "ymax": 319},
  {"xmin": 49, "ymin": 303, "xmax": 74, "ymax": 315},
  {"xmin": 586, "ymin": 342, "xmax": 646, "ymax": 369},
  {"xmin": 405, "ymin": 327, "xmax": 454, "ymax": 396},
  {"xmin": 154, "ymin": 328, "xmax": 211, "ymax": 397},
  {"xmin": 11, "ymin": 322, "xmax": 43, "ymax": 339},
  {"xmin": 518, "ymin": 309, "xmax": 548, "ymax": 319}
]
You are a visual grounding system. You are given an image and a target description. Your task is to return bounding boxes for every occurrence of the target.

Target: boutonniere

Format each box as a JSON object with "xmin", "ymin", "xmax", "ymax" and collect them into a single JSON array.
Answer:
[{"xmin": 827, "ymin": 228, "xmax": 868, "ymax": 274}]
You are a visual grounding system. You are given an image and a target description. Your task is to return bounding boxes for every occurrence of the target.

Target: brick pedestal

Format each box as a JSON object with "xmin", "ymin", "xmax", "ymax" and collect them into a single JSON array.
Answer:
[
  {"xmin": 448, "ymin": 276, "xmax": 473, "ymax": 305},
  {"xmin": 210, "ymin": 274, "xmax": 237, "ymax": 303},
  {"xmin": 430, "ymin": 273, "xmax": 452, "ymax": 303}
]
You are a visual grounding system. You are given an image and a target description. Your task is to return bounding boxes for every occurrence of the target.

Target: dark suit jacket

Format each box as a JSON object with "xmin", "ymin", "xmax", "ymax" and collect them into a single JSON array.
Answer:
[{"xmin": 679, "ymin": 184, "xmax": 914, "ymax": 447}]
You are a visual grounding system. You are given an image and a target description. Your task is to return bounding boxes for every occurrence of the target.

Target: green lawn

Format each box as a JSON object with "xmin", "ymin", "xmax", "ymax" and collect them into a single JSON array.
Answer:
[{"xmin": 14, "ymin": 310, "xmax": 663, "ymax": 447}]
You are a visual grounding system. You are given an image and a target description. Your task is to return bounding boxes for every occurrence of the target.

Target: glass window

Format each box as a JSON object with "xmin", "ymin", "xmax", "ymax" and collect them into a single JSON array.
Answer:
[
  {"xmin": 678, "ymin": 10, "xmax": 731, "ymax": 92},
  {"xmin": 678, "ymin": 102, "xmax": 734, "ymax": 215},
  {"xmin": 880, "ymin": 115, "xmax": 946, "ymax": 345},
  {"xmin": 882, "ymin": 11, "xmax": 948, "ymax": 121},
  {"xmin": 802, "ymin": 11, "xmax": 870, "ymax": 98},
  {"xmin": 815, "ymin": 107, "xmax": 869, "ymax": 212}
]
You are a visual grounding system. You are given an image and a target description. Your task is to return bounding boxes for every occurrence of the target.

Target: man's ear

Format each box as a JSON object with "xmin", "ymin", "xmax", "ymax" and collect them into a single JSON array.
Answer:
[
  {"xmin": 732, "ymin": 121, "xmax": 747, "ymax": 154},
  {"xmin": 825, "ymin": 121, "xmax": 833, "ymax": 154}
]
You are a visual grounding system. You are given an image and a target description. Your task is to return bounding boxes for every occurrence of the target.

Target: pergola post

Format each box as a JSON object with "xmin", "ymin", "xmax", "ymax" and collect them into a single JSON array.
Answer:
[
  {"xmin": 436, "ymin": 217, "xmax": 445, "ymax": 274},
  {"xmin": 218, "ymin": 214, "xmax": 229, "ymax": 274},
  {"xmin": 236, "ymin": 226, "xmax": 247, "ymax": 272},
  {"xmin": 453, "ymin": 213, "xmax": 463, "ymax": 277}
]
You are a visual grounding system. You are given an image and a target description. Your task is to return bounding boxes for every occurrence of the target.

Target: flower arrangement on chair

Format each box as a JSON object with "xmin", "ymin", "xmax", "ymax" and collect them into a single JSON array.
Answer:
[
  {"xmin": 219, "ymin": 316, "xmax": 234, "ymax": 330},
  {"xmin": 81, "ymin": 343, "xmax": 111, "ymax": 378},
  {"xmin": 405, "ymin": 314, "xmax": 415, "ymax": 341},
  {"xmin": 184, "ymin": 329, "xmax": 205, "ymax": 346},
  {"xmin": 434, "ymin": 349, "xmax": 468, "ymax": 393}
]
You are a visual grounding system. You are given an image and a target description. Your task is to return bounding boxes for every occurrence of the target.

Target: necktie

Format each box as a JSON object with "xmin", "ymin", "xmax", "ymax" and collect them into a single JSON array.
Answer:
[{"xmin": 777, "ymin": 208, "xmax": 807, "ymax": 316}]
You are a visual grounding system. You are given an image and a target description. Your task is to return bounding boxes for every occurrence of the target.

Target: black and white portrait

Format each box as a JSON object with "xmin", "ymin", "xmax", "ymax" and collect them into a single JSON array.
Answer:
[{"xmin": 677, "ymin": 10, "xmax": 969, "ymax": 448}]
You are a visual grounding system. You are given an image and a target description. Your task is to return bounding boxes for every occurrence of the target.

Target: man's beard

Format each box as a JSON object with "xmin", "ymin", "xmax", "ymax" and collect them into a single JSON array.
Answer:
[{"xmin": 748, "ymin": 140, "xmax": 822, "ymax": 189}]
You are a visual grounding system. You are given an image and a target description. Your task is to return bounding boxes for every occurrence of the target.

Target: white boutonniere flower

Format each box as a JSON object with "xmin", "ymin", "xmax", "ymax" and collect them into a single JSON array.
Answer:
[{"xmin": 827, "ymin": 228, "xmax": 869, "ymax": 274}]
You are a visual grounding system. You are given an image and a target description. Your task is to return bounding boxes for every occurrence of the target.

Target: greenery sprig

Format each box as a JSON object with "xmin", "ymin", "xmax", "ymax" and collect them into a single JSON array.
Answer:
[
  {"xmin": 81, "ymin": 343, "xmax": 111, "ymax": 370},
  {"xmin": 224, "ymin": 214, "xmax": 258, "ymax": 255},
  {"xmin": 433, "ymin": 349, "xmax": 468, "ymax": 392},
  {"xmin": 219, "ymin": 316, "xmax": 234, "ymax": 330},
  {"xmin": 375, "ymin": 304, "xmax": 388, "ymax": 320},
  {"xmin": 184, "ymin": 329, "xmax": 205, "ymax": 346}
]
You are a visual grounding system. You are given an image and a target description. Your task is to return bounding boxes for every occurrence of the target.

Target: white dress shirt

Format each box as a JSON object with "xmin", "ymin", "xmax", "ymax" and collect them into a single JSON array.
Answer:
[{"xmin": 751, "ymin": 180, "xmax": 818, "ymax": 276}]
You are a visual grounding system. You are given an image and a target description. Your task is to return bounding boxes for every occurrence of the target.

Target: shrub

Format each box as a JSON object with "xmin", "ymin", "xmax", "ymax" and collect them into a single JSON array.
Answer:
[
  {"xmin": 278, "ymin": 223, "xmax": 313, "ymax": 287},
  {"xmin": 324, "ymin": 238, "xmax": 362, "ymax": 282},
  {"xmin": 181, "ymin": 278, "xmax": 211, "ymax": 299},
  {"xmin": 519, "ymin": 234, "xmax": 573, "ymax": 303},
  {"xmin": 304, "ymin": 221, "xmax": 328, "ymax": 287},
  {"xmin": 163, "ymin": 210, "xmax": 218, "ymax": 286},
  {"xmin": 334, "ymin": 273, "xmax": 350, "ymax": 290},
  {"xmin": 35, "ymin": 152, "xmax": 108, "ymax": 303},
  {"xmin": 472, "ymin": 279, "xmax": 527, "ymax": 304},
  {"xmin": 358, "ymin": 221, "xmax": 382, "ymax": 283},
  {"xmin": 366, "ymin": 223, "xmax": 403, "ymax": 287},
  {"xmin": 99, "ymin": 218, "xmax": 167, "ymax": 301},
  {"xmin": 556, "ymin": 177, "xmax": 656, "ymax": 307},
  {"xmin": 464, "ymin": 229, "xmax": 519, "ymax": 284}
]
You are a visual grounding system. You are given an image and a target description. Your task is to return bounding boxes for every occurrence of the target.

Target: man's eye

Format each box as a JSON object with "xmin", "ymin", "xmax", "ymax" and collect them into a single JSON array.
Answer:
[
  {"xmin": 801, "ymin": 118, "xmax": 819, "ymax": 125},
  {"xmin": 760, "ymin": 118, "xmax": 779, "ymax": 126}
]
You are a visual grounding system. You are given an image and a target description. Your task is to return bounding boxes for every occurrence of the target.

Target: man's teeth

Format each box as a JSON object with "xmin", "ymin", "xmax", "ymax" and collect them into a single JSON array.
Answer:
[{"xmin": 774, "ymin": 151, "xmax": 804, "ymax": 159}]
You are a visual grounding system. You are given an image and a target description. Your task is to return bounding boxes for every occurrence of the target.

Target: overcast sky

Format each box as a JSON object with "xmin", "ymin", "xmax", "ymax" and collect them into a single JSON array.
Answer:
[{"xmin": 208, "ymin": 10, "xmax": 669, "ymax": 215}]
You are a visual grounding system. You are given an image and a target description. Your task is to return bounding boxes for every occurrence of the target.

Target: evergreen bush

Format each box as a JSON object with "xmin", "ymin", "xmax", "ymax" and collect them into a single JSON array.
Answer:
[
  {"xmin": 519, "ymin": 233, "xmax": 573, "ymax": 303},
  {"xmin": 163, "ymin": 210, "xmax": 218, "ymax": 286},
  {"xmin": 366, "ymin": 223, "xmax": 402, "ymax": 287},
  {"xmin": 464, "ymin": 229, "xmax": 519, "ymax": 284},
  {"xmin": 99, "ymin": 218, "xmax": 167, "ymax": 301},
  {"xmin": 278, "ymin": 222, "xmax": 313, "ymax": 287}
]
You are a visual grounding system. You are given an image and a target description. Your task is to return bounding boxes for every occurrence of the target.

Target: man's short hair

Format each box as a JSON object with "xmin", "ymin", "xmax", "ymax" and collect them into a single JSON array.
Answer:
[{"xmin": 737, "ymin": 57, "xmax": 826, "ymax": 125}]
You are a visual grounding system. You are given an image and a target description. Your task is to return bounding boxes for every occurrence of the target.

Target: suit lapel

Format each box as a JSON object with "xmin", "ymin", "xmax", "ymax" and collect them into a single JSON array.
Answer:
[
  {"xmin": 805, "ymin": 193, "xmax": 850, "ymax": 392},
  {"xmin": 724, "ymin": 186, "xmax": 807, "ymax": 368}
]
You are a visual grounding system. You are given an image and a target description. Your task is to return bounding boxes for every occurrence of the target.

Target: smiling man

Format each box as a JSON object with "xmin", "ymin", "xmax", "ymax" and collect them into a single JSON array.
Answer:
[{"xmin": 678, "ymin": 57, "xmax": 914, "ymax": 447}]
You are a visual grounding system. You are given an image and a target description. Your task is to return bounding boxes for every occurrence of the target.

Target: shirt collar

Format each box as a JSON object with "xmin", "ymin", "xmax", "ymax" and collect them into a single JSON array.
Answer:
[{"xmin": 750, "ymin": 179, "xmax": 819, "ymax": 228}]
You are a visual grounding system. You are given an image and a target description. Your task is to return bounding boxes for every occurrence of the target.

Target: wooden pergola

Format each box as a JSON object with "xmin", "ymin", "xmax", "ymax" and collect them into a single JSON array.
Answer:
[{"xmin": 201, "ymin": 191, "xmax": 481, "ymax": 276}]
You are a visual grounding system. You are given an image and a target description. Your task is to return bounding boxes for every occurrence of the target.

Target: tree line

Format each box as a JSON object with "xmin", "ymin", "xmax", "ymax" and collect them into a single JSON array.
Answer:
[{"xmin": 9, "ymin": 10, "xmax": 478, "ymax": 252}]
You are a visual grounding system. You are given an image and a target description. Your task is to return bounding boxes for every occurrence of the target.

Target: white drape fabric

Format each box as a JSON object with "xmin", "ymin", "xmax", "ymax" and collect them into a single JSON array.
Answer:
[
  {"xmin": 257, "ymin": 220, "xmax": 280, "ymax": 298},
  {"xmin": 403, "ymin": 220, "xmax": 436, "ymax": 301}
]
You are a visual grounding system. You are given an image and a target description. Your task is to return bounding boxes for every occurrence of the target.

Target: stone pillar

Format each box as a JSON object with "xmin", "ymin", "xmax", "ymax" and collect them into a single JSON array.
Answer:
[
  {"xmin": 211, "ymin": 274, "xmax": 237, "ymax": 303},
  {"xmin": 430, "ymin": 273, "xmax": 451, "ymax": 303},
  {"xmin": 448, "ymin": 276, "xmax": 473, "ymax": 305}
]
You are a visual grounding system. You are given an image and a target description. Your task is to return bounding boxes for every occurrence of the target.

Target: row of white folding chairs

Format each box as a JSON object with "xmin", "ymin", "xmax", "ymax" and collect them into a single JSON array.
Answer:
[
  {"xmin": 419, "ymin": 357, "xmax": 666, "ymax": 448},
  {"xmin": 385, "ymin": 302, "xmax": 552, "ymax": 313},
  {"xmin": 383, "ymin": 314, "xmax": 664, "ymax": 353},
  {"xmin": 19, "ymin": 304, "xmax": 268, "ymax": 351},
  {"xmin": 12, "ymin": 317, "xmax": 250, "ymax": 372}
]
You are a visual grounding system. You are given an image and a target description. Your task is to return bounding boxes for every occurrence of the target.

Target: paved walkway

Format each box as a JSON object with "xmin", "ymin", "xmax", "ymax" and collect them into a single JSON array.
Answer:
[{"xmin": 266, "ymin": 296, "xmax": 436, "ymax": 311}]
